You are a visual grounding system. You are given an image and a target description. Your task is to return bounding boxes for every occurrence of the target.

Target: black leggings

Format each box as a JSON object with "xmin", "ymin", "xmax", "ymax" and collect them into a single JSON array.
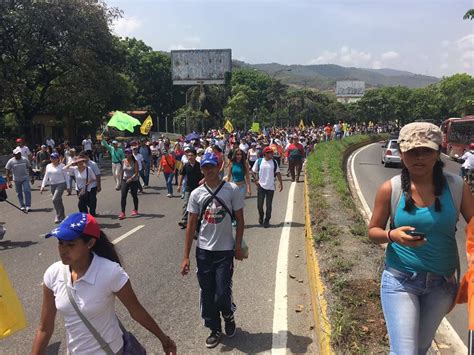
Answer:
[{"xmin": 121, "ymin": 180, "xmax": 139, "ymax": 212}]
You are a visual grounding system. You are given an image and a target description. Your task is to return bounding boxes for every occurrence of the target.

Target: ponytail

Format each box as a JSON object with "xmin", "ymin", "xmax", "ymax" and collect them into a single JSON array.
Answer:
[{"xmin": 80, "ymin": 231, "xmax": 122, "ymax": 266}]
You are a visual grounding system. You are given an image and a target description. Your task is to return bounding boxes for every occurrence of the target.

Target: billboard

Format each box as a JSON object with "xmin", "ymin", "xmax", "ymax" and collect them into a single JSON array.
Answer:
[
  {"xmin": 336, "ymin": 80, "xmax": 365, "ymax": 97},
  {"xmin": 171, "ymin": 49, "xmax": 232, "ymax": 85}
]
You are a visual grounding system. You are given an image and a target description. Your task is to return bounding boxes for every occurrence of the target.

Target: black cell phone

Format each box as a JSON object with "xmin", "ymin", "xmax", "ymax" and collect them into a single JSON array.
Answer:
[{"xmin": 406, "ymin": 230, "xmax": 426, "ymax": 240}]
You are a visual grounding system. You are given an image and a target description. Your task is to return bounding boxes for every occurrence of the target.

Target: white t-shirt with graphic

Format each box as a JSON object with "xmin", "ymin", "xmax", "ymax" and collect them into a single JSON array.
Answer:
[
  {"xmin": 82, "ymin": 139, "xmax": 93, "ymax": 151},
  {"xmin": 188, "ymin": 182, "xmax": 244, "ymax": 251}
]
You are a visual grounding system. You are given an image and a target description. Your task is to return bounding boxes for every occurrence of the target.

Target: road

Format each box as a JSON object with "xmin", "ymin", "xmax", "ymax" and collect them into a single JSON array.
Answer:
[
  {"xmin": 0, "ymin": 161, "xmax": 316, "ymax": 354},
  {"xmin": 351, "ymin": 142, "xmax": 469, "ymax": 348}
]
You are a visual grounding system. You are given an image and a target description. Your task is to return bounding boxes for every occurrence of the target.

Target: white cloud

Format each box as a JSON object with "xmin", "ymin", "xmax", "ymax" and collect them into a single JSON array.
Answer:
[
  {"xmin": 184, "ymin": 36, "xmax": 201, "ymax": 44},
  {"xmin": 440, "ymin": 63, "xmax": 449, "ymax": 70},
  {"xmin": 372, "ymin": 60, "xmax": 382, "ymax": 69},
  {"xmin": 169, "ymin": 44, "xmax": 187, "ymax": 50},
  {"xmin": 308, "ymin": 46, "xmax": 371, "ymax": 67},
  {"xmin": 456, "ymin": 34, "xmax": 474, "ymax": 50},
  {"xmin": 112, "ymin": 17, "xmax": 142, "ymax": 37},
  {"xmin": 441, "ymin": 40, "xmax": 450, "ymax": 48},
  {"xmin": 381, "ymin": 51, "xmax": 400, "ymax": 60}
]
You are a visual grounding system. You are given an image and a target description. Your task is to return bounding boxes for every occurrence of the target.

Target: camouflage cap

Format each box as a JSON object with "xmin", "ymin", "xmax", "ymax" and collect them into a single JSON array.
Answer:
[{"xmin": 397, "ymin": 122, "xmax": 442, "ymax": 153}]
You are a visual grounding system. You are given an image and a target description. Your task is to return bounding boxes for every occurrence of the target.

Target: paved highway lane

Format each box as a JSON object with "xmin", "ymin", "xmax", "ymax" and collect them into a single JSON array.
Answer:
[
  {"xmin": 0, "ymin": 162, "xmax": 316, "ymax": 354},
  {"xmin": 351, "ymin": 142, "xmax": 469, "ymax": 348}
]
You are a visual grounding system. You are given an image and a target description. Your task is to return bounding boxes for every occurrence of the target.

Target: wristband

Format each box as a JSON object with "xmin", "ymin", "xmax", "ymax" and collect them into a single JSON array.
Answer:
[{"xmin": 387, "ymin": 229, "xmax": 395, "ymax": 243}]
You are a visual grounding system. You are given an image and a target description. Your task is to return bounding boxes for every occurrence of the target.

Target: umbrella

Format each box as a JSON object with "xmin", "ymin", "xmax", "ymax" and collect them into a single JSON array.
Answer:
[
  {"xmin": 107, "ymin": 111, "xmax": 141, "ymax": 133},
  {"xmin": 185, "ymin": 132, "xmax": 201, "ymax": 142},
  {"xmin": 456, "ymin": 217, "xmax": 474, "ymax": 354}
]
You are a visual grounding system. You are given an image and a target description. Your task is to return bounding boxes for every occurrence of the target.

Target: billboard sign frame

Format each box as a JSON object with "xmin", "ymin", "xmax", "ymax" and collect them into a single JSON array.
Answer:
[
  {"xmin": 171, "ymin": 49, "xmax": 232, "ymax": 85},
  {"xmin": 336, "ymin": 80, "xmax": 365, "ymax": 97}
]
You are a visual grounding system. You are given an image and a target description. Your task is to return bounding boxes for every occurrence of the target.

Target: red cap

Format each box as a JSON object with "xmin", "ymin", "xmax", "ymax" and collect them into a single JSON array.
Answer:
[
  {"xmin": 263, "ymin": 146, "xmax": 273, "ymax": 154},
  {"xmin": 16, "ymin": 138, "xmax": 23, "ymax": 143}
]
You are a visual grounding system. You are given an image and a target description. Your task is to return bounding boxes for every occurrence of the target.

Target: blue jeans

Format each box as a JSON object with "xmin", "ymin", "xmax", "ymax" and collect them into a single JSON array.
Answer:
[
  {"xmin": 140, "ymin": 160, "xmax": 151, "ymax": 186},
  {"xmin": 196, "ymin": 248, "xmax": 235, "ymax": 332},
  {"xmin": 163, "ymin": 172, "xmax": 174, "ymax": 195},
  {"xmin": 381, "ymin": 266, "xmax": 458, "ymax": 355},
  {"xmin": 15, "ymin": 179, "xmax": 31, "ymax": 208}
]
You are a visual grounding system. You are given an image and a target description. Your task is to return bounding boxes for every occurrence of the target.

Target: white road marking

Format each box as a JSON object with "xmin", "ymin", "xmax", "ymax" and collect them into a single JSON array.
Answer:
[
  {"xmin": 349, "ymin": 143, "xmax": 468, "ymax": 354},
  {"xmin": 112, "ymin": 225, "xmax": 145, "ymax": 245},
  {"xmin": 271, "ymin": 181, "xmax": 296, "ymax": 354}
]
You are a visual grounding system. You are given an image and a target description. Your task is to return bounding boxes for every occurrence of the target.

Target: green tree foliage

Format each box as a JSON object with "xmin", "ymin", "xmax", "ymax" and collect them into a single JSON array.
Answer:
[
  {"xmin": 464, "ymin": 9, "xmax": 474, "ymax": 20},
  {"xmin": 0, "ymin": 0, "xmax": 125, "ymax": 139}
]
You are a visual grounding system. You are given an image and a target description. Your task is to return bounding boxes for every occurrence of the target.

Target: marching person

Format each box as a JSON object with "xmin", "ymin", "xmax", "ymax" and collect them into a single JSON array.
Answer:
[
  {"xmin": 157, "ymin": 149, "xmax": 176, "ymax": 197},
  {"xmin": 177, "ymin": 148, "xmax": 203, "ymax": 229},
  {"xmin": 78, "ymin": 151, "xmax": 101, "ymax": 217},
  {"xmin": 285, "ymin": 135, "xmax": 305, "ymax": 182},
  {"xmin": 15, "ymin": 138, "xmax": 32, "ymax": 161},
  {"xmin": 225, "ymin": 148, "xmax": 251, "ymax": 201},
  {"xmin": 82, "ymin": 135, "xmax": 94, "ymax": 160},
  {"xmin": 40, "ymin": 153, "xmax": 69, "ymax": 224},
  {"xmin": 132, "ymin": 144, "xmax": 144, "ymax": 193},
  {"xmin": 5, "ymin": 147, "xmax": 32, "ymax": 212},
  {"xmin": 66, "ymin": 148, "xmax": 77, "ymax": 195},
  {"xmin": 180, "ymin": 152, "xmax": 245, "ymax": 349},
  {"xmin": 65, "ymin": 157, "xmax": 96, "ymax": 214},
  {"xmin": 37, "ymin": 145, "xmax": 51, "ymax": 180},
  {"xmin": 252, "ymin": 146, "xmax": 283, "ymax": 228},
  {"xmin": 31, "ymin": 213, "xmax": 177, "ymax": 355},
  {"xmin": 368, "ymin": 122, "xmax": 474, "ymax": 354},
  {"xmin": 102, "ymin": 139, "xmax": 125, "ymax": 190},
  {"xmin": 118, "ymin": 149, "xmax": 140, "ymax": 220},
  {"xmin": 139, "ymin": 139, "xmax": 151, "ymax": 188}
]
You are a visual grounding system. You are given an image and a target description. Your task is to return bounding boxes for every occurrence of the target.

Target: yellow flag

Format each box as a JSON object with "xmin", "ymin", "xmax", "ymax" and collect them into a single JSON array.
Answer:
[
  {"xmin": 140, "ymin": 115, "xmax": 153, "ymax": 135},
  {"xmin": 250, "ymin": 122, "xmax": 260, "ymax": 133},
  {"xmin": 299, "ymin": 119, "xmax": 305, "ymax": 130},
  {"xmin": 224, "ymin": 119, "xmax": 234, "ymax": 133}
]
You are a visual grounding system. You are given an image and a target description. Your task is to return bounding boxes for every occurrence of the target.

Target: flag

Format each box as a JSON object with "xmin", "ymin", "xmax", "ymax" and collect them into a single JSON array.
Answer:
[
  {"xmin": 263, "ymin": 127, "xmax": 269, "ymax": 137},
  {"xmin": 312, "ymin": 121, "xmax": 316, "ymax": 127},
  {"xmin": 299, "ymin": 119, "xmax": 305, "ymax": 130},
  {"xmin": 224, "ymin": 119, "xmax": 234, "ymax": 133},
  {"xmin": 250, "ymin": 122, "xmax": 260, "ymax": 133},
  {"xmin": 140, "ymin": 115, "xmax": 153, "ymax": 135},
  {"xmin": 107, "ymin": 111, "xmax": 141, "ymax": 133}
]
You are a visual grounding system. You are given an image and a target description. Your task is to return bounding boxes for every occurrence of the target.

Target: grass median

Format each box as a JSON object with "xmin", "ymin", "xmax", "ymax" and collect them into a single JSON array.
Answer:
[{"xmin": 306, "ymin": 134, "xmax": 388, "ymax": 353}]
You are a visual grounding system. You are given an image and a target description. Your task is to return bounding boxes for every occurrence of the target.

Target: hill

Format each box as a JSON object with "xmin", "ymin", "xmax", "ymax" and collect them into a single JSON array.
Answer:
[{"xmin": 233, "ymin": 61, "xmax": 440, "ymax": 90}]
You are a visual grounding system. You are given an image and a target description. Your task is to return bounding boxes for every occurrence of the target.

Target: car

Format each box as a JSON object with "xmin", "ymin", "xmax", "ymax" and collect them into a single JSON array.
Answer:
[{"xmin": 381, "ymin": 139, "xmax": 401, "ymax": 167}]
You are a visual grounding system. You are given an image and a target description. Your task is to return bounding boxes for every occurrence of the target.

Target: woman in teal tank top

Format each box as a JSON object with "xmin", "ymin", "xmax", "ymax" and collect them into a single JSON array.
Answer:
[
  {"xmin": 225, "ymin": 148, "xmax": 251, "ymax": 200},
  {"xmin": 368, "ymin": 122, "xmax": 474, "ymax": 354}
]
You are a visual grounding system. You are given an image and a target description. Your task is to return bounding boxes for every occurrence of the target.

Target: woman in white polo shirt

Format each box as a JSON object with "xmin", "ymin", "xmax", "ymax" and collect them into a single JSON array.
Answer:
[{"xmin": 31, "ymin": 213, "xmax": 176, "ymax": 355}]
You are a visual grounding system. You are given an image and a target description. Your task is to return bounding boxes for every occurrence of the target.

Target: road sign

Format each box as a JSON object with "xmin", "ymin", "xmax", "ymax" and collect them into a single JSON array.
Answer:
[{"xmin": 171, "ymin": 49, "xmax": 232, "ymax": 85}]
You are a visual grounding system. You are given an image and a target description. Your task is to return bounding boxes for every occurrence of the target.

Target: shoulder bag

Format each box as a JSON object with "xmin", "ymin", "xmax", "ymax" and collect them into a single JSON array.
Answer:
[{"xmin": 62, "ymin": 267, "xmax": 146, "ymax": 355}]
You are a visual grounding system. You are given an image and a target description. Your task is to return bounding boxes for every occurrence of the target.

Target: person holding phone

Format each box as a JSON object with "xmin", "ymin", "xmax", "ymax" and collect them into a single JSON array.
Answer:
[
  {"xmin": 118, "ymin": 148, "xmax": 140, "ymax": 220},
  {"xmin": 368, "ymin": 122, "xmax": 474, "ymax": 354}
]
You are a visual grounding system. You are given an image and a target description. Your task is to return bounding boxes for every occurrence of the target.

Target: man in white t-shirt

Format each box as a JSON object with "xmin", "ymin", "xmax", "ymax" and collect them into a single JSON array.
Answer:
[
  {"xmin": 45, "ymin": 137, "xmax": 55, "ymax": 148},
  {"xmin": 252, "ymin": 146, "xmax": 283, "ymax": 228},
  {"xmin": 15, "ymin": 138, "xmax": 32, "ymax": 160},
  {"xmin": 180, "ymin": 152, "xmax": 245, "ymax": 349},
  {"xmin": 82, "ymin": 136, "xmax": 93, "ymax": 160}
]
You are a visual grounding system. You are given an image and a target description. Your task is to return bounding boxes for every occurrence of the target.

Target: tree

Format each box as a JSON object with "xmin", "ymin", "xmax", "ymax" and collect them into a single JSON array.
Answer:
[
  {"xmin": 438, "ymin": 74, "xmax": 474, "ymax": 117},
  {"xmin": 0, "ymin": 0, "xmax": 122, "ymax": 139},
  {"xmin": 464, "ymin": 9, "xmax": 474, "ymax": 20}
]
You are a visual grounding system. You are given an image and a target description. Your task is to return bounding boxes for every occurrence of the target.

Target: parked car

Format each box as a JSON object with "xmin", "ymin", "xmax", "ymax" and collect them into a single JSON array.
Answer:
[{"xmin": 381, "ymin": 139, "xmax": 401, "ymax": 167}]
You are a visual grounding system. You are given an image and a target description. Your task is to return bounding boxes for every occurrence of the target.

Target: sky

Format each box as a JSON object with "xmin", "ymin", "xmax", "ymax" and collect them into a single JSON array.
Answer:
[{"xmin": 108, "ymin": 0, "xmax": 474, "ymax": 78}]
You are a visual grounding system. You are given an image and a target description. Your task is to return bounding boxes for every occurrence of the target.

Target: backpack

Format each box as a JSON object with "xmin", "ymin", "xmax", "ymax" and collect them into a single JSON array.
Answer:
[
  {"xmin": 256, "ymin": 158, "xmax": 278, "ymax": 177},
  {"xmin": 389, "ymin": 171, "xmax": 464, "ymax": 281},
  {"xmin": 0, "ymin": 176, "xmax": 7, "ymax": 202}
]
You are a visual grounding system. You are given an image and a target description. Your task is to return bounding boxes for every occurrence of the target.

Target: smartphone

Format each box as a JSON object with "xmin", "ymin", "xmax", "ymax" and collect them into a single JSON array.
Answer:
[{"xmin": 406, "ymin": 230, "xmax": 426, "ymax": 240}]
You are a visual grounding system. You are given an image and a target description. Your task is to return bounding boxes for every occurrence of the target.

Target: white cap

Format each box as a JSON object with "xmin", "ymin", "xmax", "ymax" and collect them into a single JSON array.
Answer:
[{"xmin": 13, "ymin": 147, "xmax": 22, "ymax": 154}]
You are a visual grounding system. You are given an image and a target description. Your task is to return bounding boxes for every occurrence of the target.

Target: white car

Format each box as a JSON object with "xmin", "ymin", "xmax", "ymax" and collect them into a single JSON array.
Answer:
[{"xmin": 381, "ymin": 139, "xmax": 401, "ymax": 167}]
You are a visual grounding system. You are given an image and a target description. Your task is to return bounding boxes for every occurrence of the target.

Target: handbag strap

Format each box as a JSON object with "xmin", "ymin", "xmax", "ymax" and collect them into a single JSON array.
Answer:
[{"xmin": 62, "ymin": 266, "xmax": 115, "ymax": 355}]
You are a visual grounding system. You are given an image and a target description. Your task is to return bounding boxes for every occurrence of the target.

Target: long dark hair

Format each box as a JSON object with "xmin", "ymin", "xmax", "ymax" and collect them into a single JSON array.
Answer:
[
  {"xmin": 401, "ymin": 159, "xmax": 445, "ymax": 212},
  {"xmin": 80, "ymin": 231, "xmax": 122, "ymax": 266},
  {"xmin": 231, "ymin": 148, "xmax": 249, "ymax": 175}
]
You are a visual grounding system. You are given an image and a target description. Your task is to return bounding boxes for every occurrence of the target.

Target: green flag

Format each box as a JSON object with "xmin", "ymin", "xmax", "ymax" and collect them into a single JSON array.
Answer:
[
  {"xmin": 107, "ymin": 111, "xmax": 141, "ymax": 133},
  {"xmin": 250, "ymin": 122, "xmax": 260, "ymax": 133}
]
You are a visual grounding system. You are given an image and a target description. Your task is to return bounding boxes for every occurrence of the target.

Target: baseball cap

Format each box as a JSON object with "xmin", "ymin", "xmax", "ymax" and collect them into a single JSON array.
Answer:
[
  {"xmin": 200, "ymin": 153, "xmax": 218, "ymax": 167},
  {"xmin": 13, "ymin": 147, "xmax": 22, "ymax": 154},
  {"xmin": 263, "ymin": 146, "xmax": 273, "ymax": 154},
  {"xmin": 50, "ymin": 153, "xmax": 60, "ymax": 159},
  {"xmin": 397, "ymin": 122, "xmax": 442, "ymax": 153},
  {"xmin": 16, "ymin": 138, "xmax": 23, "ymax": 143},
  {"xmin": 45, "ymin": 213, "xmax": 100, "ymax": 241},
  {"xmin": 112, "ymin": 140, "xmax": 118, "ymax": 144},
  {"xmin": 41, "ymin": 145, "xmax": 47, "ymax": 148},
  {"xmin": 124, "ymin": 148, "xmax": 132, "ymax": 154}
]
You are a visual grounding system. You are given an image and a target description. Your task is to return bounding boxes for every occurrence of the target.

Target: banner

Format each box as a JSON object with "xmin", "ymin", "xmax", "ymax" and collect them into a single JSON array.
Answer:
[
  {"xmin": 250, "ymin": 122, "xmax": 260, "ymax": 133},
  {"xmin": 224, "ymin": 119, "xmax": 234, "ymax": 133},
  {"xmin": 107, "ymin": 111, "xmax": 141, "ymax": 133},
  {"xmin": 299, "ymin": 119, "xmax": 305, "ymax": 130},
  {"xmin": 140, "ymin": 115, "xmax": 153, "ymax": 135}
]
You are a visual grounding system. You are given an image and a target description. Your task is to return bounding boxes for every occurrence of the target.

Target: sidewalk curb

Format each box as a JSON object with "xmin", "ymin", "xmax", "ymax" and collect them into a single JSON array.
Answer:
[
  {"xmin": 304, "ymin": 174, "xmax": 333, "ymax": 355},
  {"xmin": 346, "ymin": 144, "xmax": 468, "ymax": 354}
]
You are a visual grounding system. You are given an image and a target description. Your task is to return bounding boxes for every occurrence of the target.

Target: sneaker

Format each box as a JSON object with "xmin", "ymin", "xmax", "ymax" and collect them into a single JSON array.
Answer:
[
  {"xmin": 20, "ymin": 206, "xmax": 25, "ymax": 211},
  {"xmin": 181, "ymin": 194, "xmax": 185, "ymax": 199},
  {"xmin": 178, "ymin": 221, "xmax": 187, "ymax": 229},
  {"xmin": 54, "ymin": 219, "xmax": 60, "ymax": 224},
  {"xmin": 115, "ymin": 187, "xmax": 120, "ymax": 191},
  {"xmin": 258, "ymin": 216, "xmax": 264, "ymax": 225},
  {"xmin": 263, "ymin": 221, "xmax": 270, "ymax": 228},
  {"xmin": 131, "ymin": 209, "xmax": 138, "ymax": 217},
  {"xmin": 205, "ymin": 330, "xmax": 222, "ymax": 348},
  {"xmin": 118, "ymin": 212, "xmax": 126, "ymax": 220},
  {"xmin": 167, "ymin": 193, "xmax": 172, "ymax": 198},
  {"xmin": 25, "ymin": 206, "xmax": 31, "ymax": 213},
  {"xmin": 223, "ymin": 314, "xmax": 236, "ymax": 337}
]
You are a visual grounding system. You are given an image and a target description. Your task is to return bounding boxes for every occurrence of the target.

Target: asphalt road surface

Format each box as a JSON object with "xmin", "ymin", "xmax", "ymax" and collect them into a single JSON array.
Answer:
[
  {"xmin": 351, "ymin": 142, "xmax": 469, "ymax": 347},
  {"xmin": 0, "ymin": 161, "xmax": 316, "ymax": 354}
]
